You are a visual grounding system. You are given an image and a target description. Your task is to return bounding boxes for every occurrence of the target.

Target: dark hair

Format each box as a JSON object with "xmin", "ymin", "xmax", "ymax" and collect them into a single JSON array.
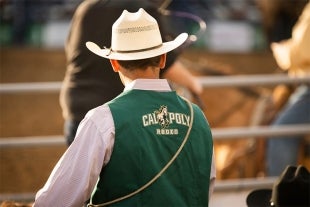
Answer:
[{"xmin": 117, "ymin": 55, "xmax": 161, "ymax": 71}]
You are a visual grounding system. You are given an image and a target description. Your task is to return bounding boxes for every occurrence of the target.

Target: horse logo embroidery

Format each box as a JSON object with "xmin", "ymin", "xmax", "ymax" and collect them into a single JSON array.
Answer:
[{"xmin": 154, "ymin": 105, "xmax": 170, "ymax": 128}]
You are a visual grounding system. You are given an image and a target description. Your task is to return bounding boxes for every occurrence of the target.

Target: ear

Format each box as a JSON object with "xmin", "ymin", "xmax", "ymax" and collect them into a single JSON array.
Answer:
[
  {"xmin": 159, "ymin": 54, "xmax": 166, "ymax": 69},
  {"xmin": 110, "ymin": 59, "xmax": 120, "ymax": 72}
]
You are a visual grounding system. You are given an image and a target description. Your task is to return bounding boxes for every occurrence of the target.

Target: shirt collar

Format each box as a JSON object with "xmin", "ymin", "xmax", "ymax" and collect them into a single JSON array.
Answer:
[{"xmin": 124, "ymin": 79, "xmax": 172, "ymax": 92}]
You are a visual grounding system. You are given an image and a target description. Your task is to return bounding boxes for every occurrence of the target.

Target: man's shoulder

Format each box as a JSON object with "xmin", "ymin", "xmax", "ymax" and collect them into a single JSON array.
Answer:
[{"xmin": 85, "ymin": 104, "xmax": 111, "ymax": 120}]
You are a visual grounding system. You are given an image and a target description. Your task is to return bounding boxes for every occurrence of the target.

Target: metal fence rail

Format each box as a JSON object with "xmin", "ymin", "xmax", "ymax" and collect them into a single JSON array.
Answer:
[
  {"xmin": 0, "ymin": 82, "xmax": 62, "ymax": 94},
  {"xmin": 0, "ymin": 177, "xmax": 277, "ymax": 202},
  {"xmin": 198, "ymin": 74, "xmax": 310, "ymax": 87},
  {"xmin": 1, "ymin": 74, "xmax": 310, "ymax": 94},
  {"xmin": 1, "ymin": 124, "xmax": 310, "ymax": 148}
]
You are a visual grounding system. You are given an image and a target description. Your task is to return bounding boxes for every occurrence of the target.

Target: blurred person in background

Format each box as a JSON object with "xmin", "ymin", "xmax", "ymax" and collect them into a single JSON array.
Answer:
[
  {"xmin": 262, "ymin": 2, "xmax": 310, "ymax": 176},
  {"xmin": 10, "ymin": 0, "xmax": 64, "ymax": 46},
  {"xmin": 60, "ymin": 0, "xmax": 204, "ymax": 146}
]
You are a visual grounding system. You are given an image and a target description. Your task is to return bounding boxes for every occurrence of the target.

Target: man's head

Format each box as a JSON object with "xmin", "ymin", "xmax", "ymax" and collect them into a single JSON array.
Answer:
[
  {"xmin": 86, "ymin": 8, "xmax": 188, "ymax": 61},
  {"xmin": 109, "ymin": 53, "xmax": 166, "ymax": 85}
]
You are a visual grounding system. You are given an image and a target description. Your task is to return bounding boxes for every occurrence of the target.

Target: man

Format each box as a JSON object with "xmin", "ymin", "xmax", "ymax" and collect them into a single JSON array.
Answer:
[
  {"xmin": 60, "ymin": 0, "xmax": 203, "ymax": 146},
  {"xmin": 34, "ymin": 8, "xmax": 215, "ymax": 206}
]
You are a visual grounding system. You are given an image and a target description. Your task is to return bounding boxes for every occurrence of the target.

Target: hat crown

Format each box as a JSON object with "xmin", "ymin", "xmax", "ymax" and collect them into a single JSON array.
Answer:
[
  {"xmin": 86, "ymin": 8, "xmax": 188, "ymax": 60},
  {"xmin": 271, "ymin": 165, "xmax": 310, "ymax": 206},
  {"xmin": 271, "ymin": 2, "xmax": 310, "ymax": 74},
  {"xmin": 111, "ymin": 8, "xmax": 163, "ymax": 52},
  {"xmin": 246, "ymin": 165, "xmax": 310, "ymax": 207}
]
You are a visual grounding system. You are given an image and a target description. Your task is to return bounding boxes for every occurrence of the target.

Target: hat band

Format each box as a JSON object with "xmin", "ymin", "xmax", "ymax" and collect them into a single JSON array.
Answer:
[{"xmin": 113, "ymin": 43, "xmax": 163, "ymax": 54}]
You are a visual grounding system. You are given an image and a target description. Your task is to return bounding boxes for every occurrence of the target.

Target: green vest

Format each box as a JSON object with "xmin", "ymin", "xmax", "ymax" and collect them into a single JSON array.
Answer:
[{"xmin": 91, "ymin": 90, "xmax": 213, "ymax": 207}]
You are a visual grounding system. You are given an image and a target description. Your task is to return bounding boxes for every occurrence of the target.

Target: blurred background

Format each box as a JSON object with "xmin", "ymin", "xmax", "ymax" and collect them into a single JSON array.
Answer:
[
  {"xmin": 0, "ymin": 0, "xmax": 267, "ymax": 49},
  {"xmin": 1, "ymin": 0, "xmax": 309, "ymax": 206}
]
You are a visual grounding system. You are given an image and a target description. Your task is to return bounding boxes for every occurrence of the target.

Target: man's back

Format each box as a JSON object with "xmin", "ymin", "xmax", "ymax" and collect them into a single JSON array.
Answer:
[{"xmin": 91, "ymin": 89, "xmax": 213, "ymax": 206}]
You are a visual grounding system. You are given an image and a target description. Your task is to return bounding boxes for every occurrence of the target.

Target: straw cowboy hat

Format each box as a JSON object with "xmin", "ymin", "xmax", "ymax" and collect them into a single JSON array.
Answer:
[
  {"xmin": 270, "ymin": 2, "xmax": 310, "ymax": 76},
  {"xmin": 246, "ymin": 165, "xmax": 310, "ymax": 207},
  {"xmin": 86, "ymin": 8, "xmax": 188, "ymax": 60}
]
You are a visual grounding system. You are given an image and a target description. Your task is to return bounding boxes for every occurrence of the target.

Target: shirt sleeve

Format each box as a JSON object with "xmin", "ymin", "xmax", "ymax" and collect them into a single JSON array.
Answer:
[
  {"xmin": 209, "ymin": 148, "xmax": 216, "ymax": 198},
  {"xmin": 33, "ymin": 105, "xmax": 115, "ymax": 207}
]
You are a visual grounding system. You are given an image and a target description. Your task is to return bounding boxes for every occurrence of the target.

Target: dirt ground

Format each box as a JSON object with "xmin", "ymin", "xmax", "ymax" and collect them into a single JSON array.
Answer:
[{"xmin": 0, "ymin": 48, "xmax": 279, "ymax": 198}]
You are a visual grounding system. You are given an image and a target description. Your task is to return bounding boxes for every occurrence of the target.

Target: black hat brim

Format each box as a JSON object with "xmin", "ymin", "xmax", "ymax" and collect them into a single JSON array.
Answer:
[{"xmin": 246, "ymin": 189, "xmax": 272, "ymax": 207}]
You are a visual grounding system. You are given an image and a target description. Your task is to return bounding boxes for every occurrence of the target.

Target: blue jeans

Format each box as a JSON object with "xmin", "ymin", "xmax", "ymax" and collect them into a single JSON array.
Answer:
[
  {"xmin": 266, "ymin": 85, "xmax": 310, "ymax": 176},
  {"xmin": 64, "ymin": 119, "xmax": 81, "ymax": 146}
]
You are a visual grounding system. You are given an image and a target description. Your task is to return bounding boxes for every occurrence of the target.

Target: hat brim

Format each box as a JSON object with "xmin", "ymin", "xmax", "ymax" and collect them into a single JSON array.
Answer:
[
  {"xmin": 270, "ymin": 40, "xmax": 292, "ymax": 70},
  {"xmin": 86, "ymin": 33, "xmax": 188, "ymax": 60},
  {"xmin": 246, "ymin": 189, "xmax": 272, "ymax": 207}
]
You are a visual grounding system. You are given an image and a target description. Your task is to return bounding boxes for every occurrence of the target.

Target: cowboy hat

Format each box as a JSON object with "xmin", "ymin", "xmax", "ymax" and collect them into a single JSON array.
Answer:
[
  {"xmin": 246, "ymin": 165, "xmax": 310, "ymax": 207},
  {"xmin": 270, "ymin": 2, "xmax": 310, "ymax": 76},
  {"xmin": 86, "ymin": 8, "xmax": 188, "ymax": 60}
]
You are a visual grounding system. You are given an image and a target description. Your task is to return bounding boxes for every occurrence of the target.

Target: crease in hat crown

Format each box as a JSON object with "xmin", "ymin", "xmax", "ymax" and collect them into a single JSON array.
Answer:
[{"xmin": 111, "ymin": 8, "xmax": 163, "ymax": 52}]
